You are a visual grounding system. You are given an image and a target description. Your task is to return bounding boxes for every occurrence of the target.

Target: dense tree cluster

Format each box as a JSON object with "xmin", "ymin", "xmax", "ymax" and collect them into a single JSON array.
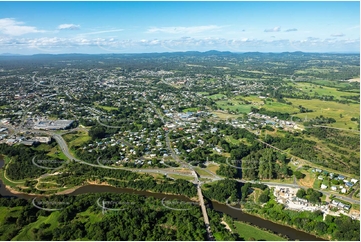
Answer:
[
  {"xmin": 241, "ymin": 148, "xmax": 291, "ymax": 180},
  {"xmin": 0, "ymin": 143, "xmax": 64, "ymax": 180},
  {"xmin": 203, "ymin": 179, "xmax": 240, "ymax": 203},
  {"xmin": 296, "ymin": 188, "xmax": 323, "ymax": 204},
  {"xmin": 252, "ymin": 201, "xmax": 360, "ymax": 240},
  {"xmin": 0, "ymin": 193, "xmax": 211, "ymax": 241}
]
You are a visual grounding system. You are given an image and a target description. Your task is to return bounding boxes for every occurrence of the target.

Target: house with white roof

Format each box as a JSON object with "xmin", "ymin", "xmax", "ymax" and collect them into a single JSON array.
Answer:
[{"xmin": 351, "ymin": 178, "xmax": 358, "ymax": 184}]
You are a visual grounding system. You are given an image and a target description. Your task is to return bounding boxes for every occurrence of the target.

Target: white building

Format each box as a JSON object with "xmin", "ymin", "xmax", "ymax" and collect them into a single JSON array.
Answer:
[{"xmin": 351, "ymin": 178, "xmax": 358, "ymax": 184}]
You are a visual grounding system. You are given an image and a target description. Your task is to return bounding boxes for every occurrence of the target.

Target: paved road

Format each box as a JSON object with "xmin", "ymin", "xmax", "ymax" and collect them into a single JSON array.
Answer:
[
  {"xmin": 52, "ymin": 133, "xmax": 196, "ymax": 178},
  {"xmin": 238, "ymin": 179, "xmax": 360, "ymax": 204}
]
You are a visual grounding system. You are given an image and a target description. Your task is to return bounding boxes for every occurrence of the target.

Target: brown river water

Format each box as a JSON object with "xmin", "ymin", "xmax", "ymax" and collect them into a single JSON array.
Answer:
[{"xmin": 0, "ymin": 158, "xmax": 324, "ymax": 241}]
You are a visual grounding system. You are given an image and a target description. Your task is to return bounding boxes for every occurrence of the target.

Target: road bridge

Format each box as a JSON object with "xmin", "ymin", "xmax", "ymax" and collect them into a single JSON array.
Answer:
[{"xmin": 193, "ymin": 171, "xmax": 215, "ymax": 241}]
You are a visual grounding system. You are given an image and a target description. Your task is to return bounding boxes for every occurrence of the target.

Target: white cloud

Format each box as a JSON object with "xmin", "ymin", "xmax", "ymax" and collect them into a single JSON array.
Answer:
[
  {"xmin": 0, "ymin": 36, "xmax": 359, "ymax": 53},
  {"xmin": 347, "ymin": 25, "xmax": 359, "ymax": 30},
  {"xmin": 331, "ymin": 33, "xmax": 345, "ymax": 37},
  {"xmin": 285, "ymin": 28, "xmax": 297, "ymax": 32},
  {"xmin": 146, "ymin": 25, "xmax": 223, "ymax": 34},
  {"xmin": 264, "ymin": 26, "xmax": 281, "ymax": 32},
  {"xmin": 58, "ymin": 24, "xmax": 80, "ymax": 30},
  {"xmin": 80, "ymin": 29, "xmax": 124, "ymax": 35},
  {"xmin": 0, "ymin": 18, "xmax": 45, "ymax": 36}
]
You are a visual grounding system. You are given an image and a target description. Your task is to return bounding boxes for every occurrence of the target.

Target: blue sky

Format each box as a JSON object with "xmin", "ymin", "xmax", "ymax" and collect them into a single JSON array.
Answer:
[{"xmin": 0, "ymin": 1, "xmax": 359, "ymax": 54}]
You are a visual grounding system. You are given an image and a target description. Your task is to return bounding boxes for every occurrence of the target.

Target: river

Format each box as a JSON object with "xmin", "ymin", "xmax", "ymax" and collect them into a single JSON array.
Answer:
[{"xmin": 0, "ymin": 157, "xmax": 323, "ymax": 241}]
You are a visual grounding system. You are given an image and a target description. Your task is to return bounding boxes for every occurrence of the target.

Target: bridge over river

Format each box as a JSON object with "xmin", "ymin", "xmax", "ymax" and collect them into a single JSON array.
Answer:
[{"xmin": 193, "ymin": 171, "xmax": 215, "ymax": 241}]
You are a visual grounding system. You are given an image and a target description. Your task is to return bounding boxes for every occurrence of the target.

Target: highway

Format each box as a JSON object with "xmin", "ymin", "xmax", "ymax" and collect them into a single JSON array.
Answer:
[
  {"xmin": 52, "ymin": 133, "xmax": 197, "ymax": 178},
  {"xmin": 3, "ymin": 116, "xmax": 360, "ymax": 205}
]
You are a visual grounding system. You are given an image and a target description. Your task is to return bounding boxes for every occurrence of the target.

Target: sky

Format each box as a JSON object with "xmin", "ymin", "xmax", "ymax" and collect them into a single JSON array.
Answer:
[{"xmin": 0, "ymin": 1, "xmax": 359, "ymax": 54}]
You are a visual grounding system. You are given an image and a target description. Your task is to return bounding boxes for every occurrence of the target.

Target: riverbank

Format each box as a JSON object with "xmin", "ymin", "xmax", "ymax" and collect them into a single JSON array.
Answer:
[
  {"xmin": 209, "ymin": 197, "xmax": 326, "ymax": 241},
  {"xmin": 1, "ymin": 181, "xmax": 323, "ymax": 241},
  {"xmin": 241, "ymin": 208, "xmax": 328, "ymax": 241}
]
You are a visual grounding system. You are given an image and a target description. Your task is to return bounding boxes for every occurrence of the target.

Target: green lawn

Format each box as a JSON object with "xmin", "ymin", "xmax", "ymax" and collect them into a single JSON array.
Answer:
[
  {"xmin": 94, "ymin": 104, "xmax": 118, "ymax": 111},
  {"xmin": 193, "ymin": 167, "xmax": 212, "ymax": 177},
  {"xmin": 293, "ymin": 82, "xmax": 359, "ymax": 99},
  {"xmin": 0, "ymin": 207, "xmax": 23, "ymax": 223},
  {"xmin": 12, "ymin": 211, "xmax": 61, "ymax": 241},
  {"xmin": 0, "ymin": 161, "xmax": 26, "ymax": 187},
  {"xmin": 167, "ymin": 174, "xmax": 194, "ymax": 181},
  {"xmin": 285, "ymin": 98, "xmax": 360, "ymax": 130},
  {"xmin": 75, "ymin": 208, "xmax": 103, "ymax": 224},
  {"xmin": 313, "ymin": 179, "xmax": 322, "ymax": 189},
  {"xmin": 263, "ymin": 101, "xmax": 300, "ymax": 114},
  {"xmin": 63, "ymin": 131, "xmax": 91, "ymax": 148},
  {"xmin": 182, "ymin": 107, "xmax": 199, "ymax": 113},
  {"xmin": 233, "ymin": 221, "xmax": 287, "ymax": 241}
]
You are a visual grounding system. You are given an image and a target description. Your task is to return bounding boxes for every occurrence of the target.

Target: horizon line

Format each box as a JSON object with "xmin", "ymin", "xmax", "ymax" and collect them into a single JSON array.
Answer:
[{"xmin": 1, "ymin": 50, "xmax": 360, "ymax": 56}]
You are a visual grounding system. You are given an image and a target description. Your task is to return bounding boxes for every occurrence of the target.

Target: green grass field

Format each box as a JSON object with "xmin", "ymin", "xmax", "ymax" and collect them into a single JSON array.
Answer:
[
  {"xmin": 182, "ymin": 107, "xmax": 199, "ymax": 113},
  {"xmin": 233, "ymin": 221, "xmax": 287, "ymax": 241},
  {"xmin": 206, "ymin": 163, "xmax": 219, "ymax": 174},
  {"xmin": 12, "ymin": 214, "xmax": 54, "ymax": 241},
  {"xmin": 167, "ymin": 174, "xmax": 194, "ymax": 181},
  {"xmin": 193, "ymin": 167, "xmax": 212, "ymax": 177},
  {"xmin": 2, "ymin": 207, "xmax": 104, "ymax": 241},
  {"xmin": 63, "ymin": 130, "xmax": 91, "ymax": 148},
  {"xmin": 216, "ymin": 100, "xmax": 253, "ymax": 113},
  {"xmin": 263, "ymin": 101, "xmax": 300, "ymax": 114},
  {"xmin": 94, "ymin": 103, "xmax": 118, "ymax": 111},
  {"xmin": 313, "ymin": 179, "xmax": 322, "ymax": 189},
  {"xmin": 211, "ymin": 111, "xmax": 242, "ymax": 120},
  {"xmin": 0, "ymin": 157, "xmax": 26, "ymax": 187},
  {"xmin": 32, "ymin": 144, "xmax": 68, "ymax": 161},
  {"xmin": 292, "ymin": 82, "xmax": 359, "ymax": 99},
  {"xmin": 285, "ymin": 98, "xmax": 359, "ymax": 130}
]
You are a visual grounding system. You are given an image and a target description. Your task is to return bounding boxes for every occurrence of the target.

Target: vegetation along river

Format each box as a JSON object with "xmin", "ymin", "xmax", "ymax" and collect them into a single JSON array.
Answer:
[{"xmin": 0, "ymin": 159, "xmax": 323, "ymax": 242}]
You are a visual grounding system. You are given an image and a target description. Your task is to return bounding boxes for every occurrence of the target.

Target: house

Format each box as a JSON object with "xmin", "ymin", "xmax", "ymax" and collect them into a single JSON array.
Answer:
[
  {"xmin": 344, "ymin": 205, "xmax": 351, "ymax": 210},
  {"xmin": 21, "ymin": 140, "xmax": 36, "ymax": 146},
  {"xmin": 210, "ymin": 128, "xmax": 218, "ymax": 133},
  {"xmin": 35, "ymin": 136, "xmax": 51, "ymax": 144},
  {"xmin": 331, "ymin": 186, "xmax": 337, "ymax": 191},
  {"xmin": 329, "ymin": 173, "xmax": 334, "ymax": 178},
  {"xmin": 315, "ymin": 168, "xmax": 322, "ymax": 173},
  {"xmin": 321, "ymin": 184, "xmax": 328, "ymax": 189},
  {"xmin": 338, "ymin": 203, "xmax": 345, "ymax": 208},
  {"xmin": 318, "ymin": 176, "xmax": 324, "ymax": 180},
  {"xmin": 341, "ymin": 188, "xmax": 347, "ymax": 193},
  {"xmin": 213, "ymin": 147, "xmax": 222, "ymax": 153},
  {"xmin": 345, "ymin": 182, "xmax": 353, "ymax": 187},
  {"xmin": 6, "ymin": 139, "xmax": 16, "ymax": 145},
  {"xmin": 351, "ymin": 178, "xmax": 358, "ymax": 184},
  {"xmin": 338, "ymin": 175, "xmax": 345, "ymax": 180},
  {"xmin": 331, "ymin": 200, "xmax": 339, "ymax": 206}
]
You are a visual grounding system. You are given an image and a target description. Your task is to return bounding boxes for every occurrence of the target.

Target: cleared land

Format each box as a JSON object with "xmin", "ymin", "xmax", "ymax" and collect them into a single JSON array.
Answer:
[
  {"xmin": 285, "ymin": 98, "xmax": 359, "ymax": 130},
  {"xmin": 233, "ymin": 221, "xmax": 287, "ymax": 241}
]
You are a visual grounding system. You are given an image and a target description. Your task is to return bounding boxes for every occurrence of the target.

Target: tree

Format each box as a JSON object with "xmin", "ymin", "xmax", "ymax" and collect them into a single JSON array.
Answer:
[
  {"xmin": 258, "ymin": 193, "xmax": 269, "ymax": 203},
  {"xmin": 88, "ymin": 125, "xmax": 106, "ymax": 140},
  {"xmin": 296, "ymin": 188, "xmax": 306, "ymax": 198},
  {"xmin": 294, "ymin": 171, "xmax": 306, "ymax": 179}
]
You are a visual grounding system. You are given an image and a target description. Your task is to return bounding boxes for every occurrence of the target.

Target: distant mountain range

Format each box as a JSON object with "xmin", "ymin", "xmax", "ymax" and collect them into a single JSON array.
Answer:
[
  {"xmin": 0, "ymin": 50, "xmax": 359, "ymax": 57},
  {"xmin": 0, "ymin": 53, "xmax": 25, "ymax": 56}
]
